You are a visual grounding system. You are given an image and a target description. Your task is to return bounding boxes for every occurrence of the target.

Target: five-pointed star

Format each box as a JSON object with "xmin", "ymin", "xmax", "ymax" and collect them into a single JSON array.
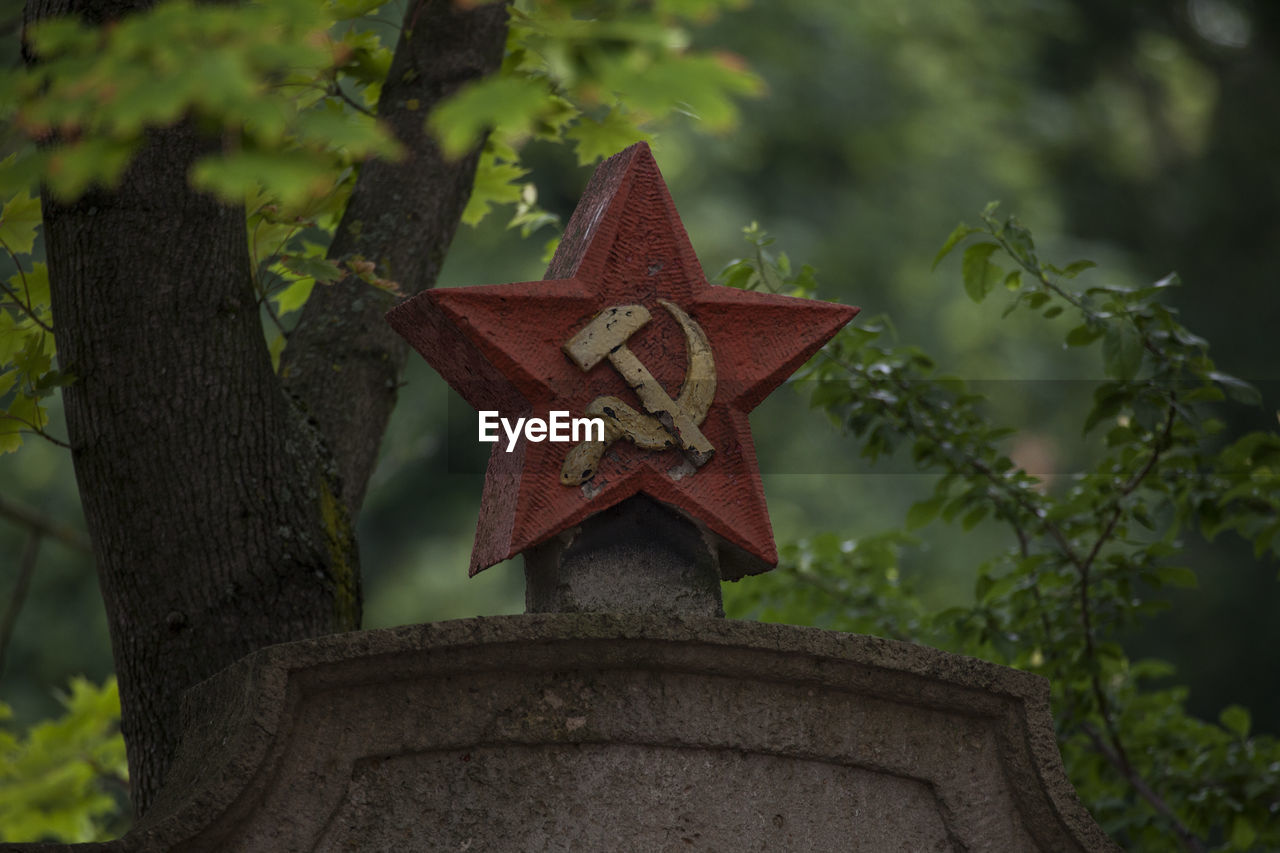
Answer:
[{"xmin": 387, "ymin": 143, "xmax": 857, "ymax": 576}]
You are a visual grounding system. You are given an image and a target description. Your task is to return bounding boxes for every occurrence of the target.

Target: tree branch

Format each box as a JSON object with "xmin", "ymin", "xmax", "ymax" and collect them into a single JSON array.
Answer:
[
  {"xmin": 0, "ymin": 411, "xmax": 73, "ymax": 449},
  {"xmin": 0, "ymin": 495, "xmax": 92, "ymax": 552},
  {"xmin": 0, "ymin": 532, "xmax": 40, "ymax": 679},
  {"xmin": 1073, "ymin": 399, "xmax": 1179, "ymax": 828},
  {"xmin": 1080, "ymin": 722, "xmax": 1206, "ymax": 853},
  {"xmin": 329, "ymin": 80, "xmax": 376, "ymax": 118},
  {"xmin": 992, "ymin": 230, "xmax": 1165, "ymax": 362},
  {"xmin": 0, "ymin": 274, "xmax": 54, "ymax": 333},
  {"xmin": 280, "ymin": 0, "xmax": 511, "ymax": 518},
  {"xmin": 0, "ymin": 237, "xmax": 55, "ymax": 332}
]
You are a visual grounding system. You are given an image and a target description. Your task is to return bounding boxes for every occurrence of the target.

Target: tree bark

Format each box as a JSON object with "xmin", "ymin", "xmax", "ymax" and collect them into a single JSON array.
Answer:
[
  {"xmin": 24, "ymin": 0, "xmax": 509, "ymax": 818},
  {"xmin": 37, "ymin": 119, "xmax": 360, "ymax": 818},
  {"xmin": 281, "ymin": 0, "xmax": 510, "ymax": 517}
]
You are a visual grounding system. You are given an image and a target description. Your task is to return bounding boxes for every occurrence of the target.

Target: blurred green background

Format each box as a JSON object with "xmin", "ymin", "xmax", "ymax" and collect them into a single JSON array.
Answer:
[{"xmin": 3, "ymin": 0, "xmax": 1277, "ymax": 736}]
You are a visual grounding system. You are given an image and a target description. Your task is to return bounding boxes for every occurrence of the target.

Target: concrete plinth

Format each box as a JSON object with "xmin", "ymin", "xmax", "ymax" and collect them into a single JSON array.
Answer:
[
  {"xmin": 524, "ymin": 496, "xmax": 725, "ymax": 616},
  {"xmin": 17, "ymin": 614, "xmax": 1118, "ymax": 852}
]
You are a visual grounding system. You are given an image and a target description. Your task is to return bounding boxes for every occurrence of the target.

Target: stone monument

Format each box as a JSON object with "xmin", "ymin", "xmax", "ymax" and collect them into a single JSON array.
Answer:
[
  {"xmin": 9, "ymin": 144, "xmax": 1119, "ymax": 852},
  {"xmin": 386, "ymin": 142, "xmax": 858, "ymax": 615}
]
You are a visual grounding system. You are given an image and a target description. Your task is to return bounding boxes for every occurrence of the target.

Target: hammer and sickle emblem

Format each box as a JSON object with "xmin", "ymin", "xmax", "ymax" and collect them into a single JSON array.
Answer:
[{"xmin": 560, "ymin": 300, "xmax": 716, "ymax": 486}]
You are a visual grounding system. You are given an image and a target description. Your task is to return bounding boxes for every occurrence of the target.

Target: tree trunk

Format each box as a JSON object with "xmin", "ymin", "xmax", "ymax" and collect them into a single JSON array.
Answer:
[
  {"xmin": 281, "ymin": 0, "xmax": 510, "ymax": 517},
  {"xmin": 38, "ymin": 118, "xmax": 359, "ymax": 818},
  {"xmin": 25, "ymin": 0, "xmax": 508, "ymax": 818}
]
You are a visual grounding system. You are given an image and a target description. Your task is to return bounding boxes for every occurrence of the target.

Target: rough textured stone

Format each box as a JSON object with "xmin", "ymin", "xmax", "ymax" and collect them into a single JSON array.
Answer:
[
  {"xmin": 322, "ymin": 745, "xmax": 950, "ymax": 851},
  {"xmin": 6, "ymin": 614, "xmax": 1119, "ymax": 852},
  {"xmin": 524, "ymin": 495, "xmax": 725, "ymax": 616}
]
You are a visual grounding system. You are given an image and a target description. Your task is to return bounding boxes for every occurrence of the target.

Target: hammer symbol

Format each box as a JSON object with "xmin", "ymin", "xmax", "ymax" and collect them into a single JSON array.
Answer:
[{"xmin": 561, "ymin": 302, "xmax": 716, "ymax": 485}]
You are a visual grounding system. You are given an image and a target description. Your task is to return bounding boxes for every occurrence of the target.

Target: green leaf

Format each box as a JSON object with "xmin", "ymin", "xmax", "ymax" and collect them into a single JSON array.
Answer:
[
  {"xmin": 960, "ymin": 242, "xmax": 1000, "ymax": 303},
  {"xmin": 718, "ymin": 260, "xmax": 755, "ymax": 290},
  {"xmin": 906, "ymin": 495, "xmax": 944, "ymax": 530},
  {"xmin": 0, "ymin": 190, "xmax": 42, "ymax": 255},
  {"xmin": 0, "ymin": 677, "xmax": 126, "ymax": 840},
  {"xmin": 268, "ymin": 331, "xmax": 287, "ymax": 372},
  {"xmin": 340, "ymin": 30, "xmax": 392, "ymax": 86},
  {"xmin": 330, "ymin": 0, "xmax": 392, "ymax": 20},
  {"xmin": 0, "ymin": 313, "xmax": 28, "ymax": 363},
  {"xmin": 1102, "ymin": 320, "xmax": 1143, "ymax": 380},
  {"xmin": 932, "ymin": 222, "xmax": 976, "ymax": 270},
  {"xmin": 981, "ymin": 572, "xmax": 1018, "ymax": 604},
  {"xmin": 293, "ymin": 104, "xmax": 400, "ymax": 159},
  {"xmin": 271, "ymin": 277, "xmax": 316, "ymax": 315},
  {"xmin": 30, "ymin": 369, "xmax": 74, "ymax": 396},
  {"xmin": 1230, "ymin": 815, "xmax": 1256, "ymax": 849},
  {"xmin": 1220, "ymin": 705, "xmax": 1251, "ymax": 738},
  {"xmin": 595, "ymin": 51, "xmax": 763, "ymax": 133},
  {"xmin": 1059, "ymin": 259, "xmax": 1096, "ymax": 279},
  {"xmin": 13, "ymin": 330, "xmax": 53, "ymax": 378},
  {"xmin": 192, "ymin": 150, "xmax": 339, "ymax": 208},
  {"xmin": 565, "ymin": 111, "xmax": 652, "ymax": 166},
  {"xmin": 0, "ymin": 393, "xmax": 48, "ymax": 453},
  {"xmin": 42, "ymin": 139, "xmax": 137, "ymax": 200},
  {"xmin": 279, "ymin": 253, "xmax": 342, "ymax": 285},
  {"xmin": 1065, "ymin": 324, "xmax": 1104, "ymax": 347},
  {"xmin": 15, "ymin": 262, "xmax": 50, "ymax": 309},
  {"xmin": 462, "ymin": 150, "xmax": 529, "ymax": 227},
  {"xmin": 1153, "ymin": 566, "xmax": 1198, "ymax": 589},
  {"xmin": 1209, "ymin": 371, "xmax": 1262, "ymax": 406},
  {"xmin": 1254, "ymin": 519, "xmax": 1280, "ymax": 559},
  {"xmin": 961, "ymin": 504, "xmax": 989, "ymax": 531},
  {"xmin": 430, "ymin": 75, "xmax": 558, "ymax": 159}
]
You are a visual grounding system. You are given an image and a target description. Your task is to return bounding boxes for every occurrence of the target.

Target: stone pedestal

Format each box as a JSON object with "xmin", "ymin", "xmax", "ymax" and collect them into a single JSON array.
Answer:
[
  {"xmin": 524, "ymin": 496, "xmax": 725, "ymax": 616},
  {"xmin": 23, "ymin": 615, "xmax": 1117, "ymax": 852}
]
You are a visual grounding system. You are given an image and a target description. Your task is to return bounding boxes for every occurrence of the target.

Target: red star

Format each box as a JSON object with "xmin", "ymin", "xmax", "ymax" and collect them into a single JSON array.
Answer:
[{"xmin": 387, "ymin": 143, "xmax": 857, "ymax": 576}]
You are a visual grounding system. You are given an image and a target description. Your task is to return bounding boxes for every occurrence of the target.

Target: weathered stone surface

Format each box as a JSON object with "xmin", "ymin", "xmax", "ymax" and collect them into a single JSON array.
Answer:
[
  {"xmin": 7, "ymin": 614, "xmax": 1118, "ymax": 852},
  {"xmin": 322, "ymin": 744, "xmax": 950, "ymax": 851},
  {"xmin": 524, "ymin": 495, "xmax": 725, "ymax": 616}
]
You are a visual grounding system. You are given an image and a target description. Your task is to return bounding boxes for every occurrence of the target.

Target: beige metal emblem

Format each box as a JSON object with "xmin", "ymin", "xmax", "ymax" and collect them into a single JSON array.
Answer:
[{"xmin": 560, "ymin": 300, "xmax": 716, "ymax": 486}]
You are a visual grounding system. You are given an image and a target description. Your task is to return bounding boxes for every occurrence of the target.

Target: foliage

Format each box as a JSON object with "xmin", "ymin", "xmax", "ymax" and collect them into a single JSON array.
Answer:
[
  {"xmin": 727, "ymin": 532, "xmax": 928, "ymax": 642},
  {"xmin": 4, "ymin": 0, "xmax": 400, "ymax": 203},
  {"xmin": 722, "ymin": 213, "xmax": 1280, "ymax": 852},
  {"xmin": 435, "ymin": 0, "xmax": 761, "ymax": 226},
  {"xmin": 0, "ymin": 678, "xmax": 127, "ymax": 842},
  {"xmin": 0, "ymin": 0, "xmax": 761, "ymax": 450},
  {"xmin": 0, "ymin": 190, "xmax": 62, "ymax": 453}
]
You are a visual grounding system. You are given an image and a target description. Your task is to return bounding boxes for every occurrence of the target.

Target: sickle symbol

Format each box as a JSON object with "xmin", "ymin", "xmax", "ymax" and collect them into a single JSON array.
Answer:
[{"xmin": 560, "ymin": 300, "xmax": 716, "ymax": 486}]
